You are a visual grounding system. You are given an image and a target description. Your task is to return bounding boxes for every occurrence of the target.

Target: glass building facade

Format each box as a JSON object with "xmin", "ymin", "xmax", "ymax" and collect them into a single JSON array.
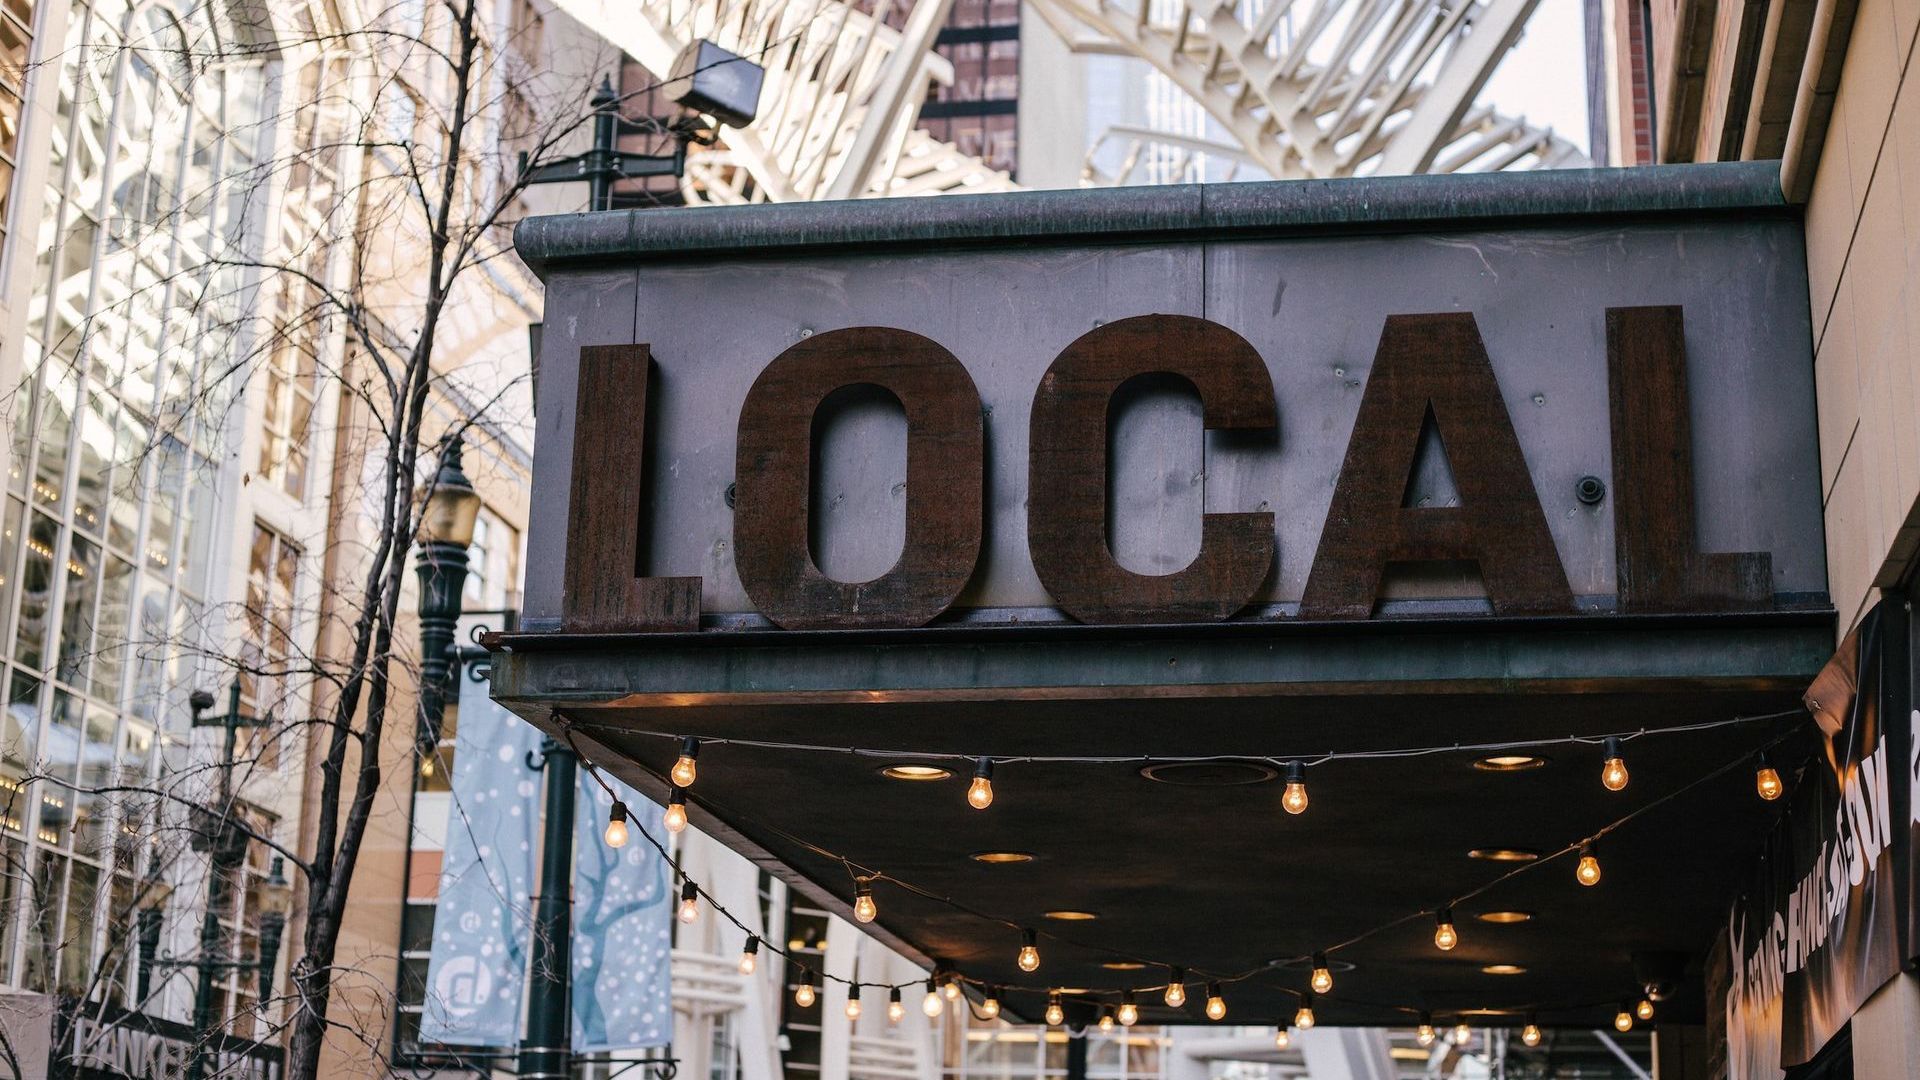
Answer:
[{"xmin": 0, "ymin": 0, "xmax": 283, "ymax": 1019}]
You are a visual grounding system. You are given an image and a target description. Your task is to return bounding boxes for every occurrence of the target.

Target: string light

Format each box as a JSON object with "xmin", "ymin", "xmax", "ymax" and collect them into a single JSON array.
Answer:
[
  {"xmin": 968, "ymin": 757, "xmax": 995, "ymax": 809},
  {"xmin": 1600, "ymin": 736, "xmax": 1629, "ymax": 792},
  {"xmin": 887, "ymin": 987, "xmax": 905, "ymax": 1024},
  {"xmin": 1309, "ymin": 953, "xmax": 1333, "ymax": 994},
  {"xmin": 567, "ymin": 726, "xmax": 1782, "ymax": 1050},
  {"xmin": 1273, "ymin": 1028, "xmax": 1291, "ymax": 1050},
  {"xmin": 1576, "ymin": 842, "xmax": 1602, "ymax": 886},
  {"xmin": 846, "ymin": 984, "xmax": 862, "ymax": 1020},
  {"xmin": 672, "ymin": 737, "xmax": 701, "ymax": 787},
  {"xmin": 1453, "ymin": 1020, "xmax": 1471, "ymax": 1045},
  {"xmin": 1282, "ymin": 760, "xmax": 1309, "ymax": 814},
  {"xmin": 922, "ymin": 980, "xmax": 944, "ymax": 1017},
  {"xmin": 663, "ymin": 787, "xmax": 689, "ymax": 834},
  {"xmin": 1045, "ymin": 991, "xmax": 1065, "ymax": 1026},
  {"xmin": 604, "ymin": 801, "xmax": 631, "ymax": 848},
  {"xmin": 854, "ymin": 879, "xmax": 878, "ymax": 923},
  {"xmin": 1017, "ymin": 929, "xmax": 1040, "ymax": 972},
  {"xmin": 1755, "ymin": 752, "xmax": 1783, "ymax": 801},
  {"xmin": 1415, "ymin": 1014, "xmax": 1436, "ymax": 1047}
]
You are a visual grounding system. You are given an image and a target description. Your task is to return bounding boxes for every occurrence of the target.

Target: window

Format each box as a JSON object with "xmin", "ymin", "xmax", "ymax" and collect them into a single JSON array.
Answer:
[
  {"xmin": 0, "ymin": 0, "xmax": 33, "ymax": 253},
  {"xmin": 240, "ymin": 524, "xmax": 299, "ymax": 769},
  {"xmin": 462, "ymin": 509, "xmax": 520, "ymax": 610},
  {"xmin": 256, "ymin": 277, "xmax": 321, "ymax": 499}
]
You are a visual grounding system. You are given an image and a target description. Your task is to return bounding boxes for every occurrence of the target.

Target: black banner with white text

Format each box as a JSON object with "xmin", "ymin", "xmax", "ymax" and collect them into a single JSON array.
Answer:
[{"xmin": 1727, "ymin": 603, "xmax": 1906, "ymax": 1078}]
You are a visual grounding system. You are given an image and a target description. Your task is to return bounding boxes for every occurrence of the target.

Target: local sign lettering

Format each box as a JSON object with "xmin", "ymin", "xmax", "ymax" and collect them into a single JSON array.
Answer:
[{"xmin": 562, "ymin": 304, "xmax": 1772, "ymax": 633}]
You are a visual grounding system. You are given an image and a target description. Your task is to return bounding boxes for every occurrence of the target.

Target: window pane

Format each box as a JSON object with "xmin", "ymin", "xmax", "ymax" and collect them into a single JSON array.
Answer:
[
  {"xmin": 56, "ymin": 531, "xmax": 101, "ymax": 688},
  {"xmin": 13, "ymin": 511, "xmax": 58, "ymax": 669}
]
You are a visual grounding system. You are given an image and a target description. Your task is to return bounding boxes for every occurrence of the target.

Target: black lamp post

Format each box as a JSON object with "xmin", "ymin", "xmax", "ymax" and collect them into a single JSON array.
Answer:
[
  {"xmin": 138, "ymin": 684, "xmax": 294, "ymax": 1080},
  {"xmin": 414, "ymin": 435, "xmax": 482, "ymax": 766}
]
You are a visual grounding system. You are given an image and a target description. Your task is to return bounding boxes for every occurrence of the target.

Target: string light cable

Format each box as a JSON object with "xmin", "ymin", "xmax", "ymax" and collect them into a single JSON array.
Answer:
[{"xmin": 563, "ymin": 718, "xmax": 1808, "ymax": 1019}]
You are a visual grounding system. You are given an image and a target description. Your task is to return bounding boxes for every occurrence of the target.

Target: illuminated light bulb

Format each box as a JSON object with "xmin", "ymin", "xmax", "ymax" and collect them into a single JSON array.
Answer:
[
  {"xmin": 1205, "ymin": 983, "xmax": 1226, "ymax": 1021},
  {"xmin": 1017, "ymin": 929, "xmax": 1040, "ymax": 973},
  {"xmin": 1117, "ymin": 992, "xmax": 1139, "ymax": 1027},
  {"xmin": 981, "ymin": 990, "xmax": 1001, "ymax": 1020},
  {"xmin": 604, "ymin": 801, "xmax": 630, "ymax": 848},
  {"xmin": 1756, "ymin": 753, "xmax": 1783, "ymax": 801},
  {"xmin": 1576, "ymin": 843, "xmax": 1602, "ymax": 887},
  {"xmin": 888, "ymin": 988, "xmax": 906, "ymax": 1024},
  {"xmin": 1309, "ymin": 954, "xmax": 1333, "ymax": 995},
  {"xmin": 1453, "ymin": 1020, "xmax": 1471, "ymax": 1046},
  {"xmin": 671, "ymin": 737, "xmax": 700, "ymax": 787},
  {"xmin": 1164, "ymin": 967, "xmax": 1187, "ymax": 1008},
  {"xmin": 663, "ymin": 788, "xmax": 689, "ymax": 834},
  {"xmin": 1098, "ymin": 1009, "xmax": 1115, "ymax": 1032},
  {"xmin": 677, "ymin": 881, "xmax": 699, "ymax": 924},
  {"xmin": 738, "ymin": 935, "xmax": 760, "ymax": 975},
  {"xmin": 968, "ymin": 757, "xmax": 995, "ymax": 809},
  {"xmin": 795, "ymin": 972, "xmax": 817, "ymax": 1008},
  {"xmin": 1614, "ymin": 1005, "xmax": 1633, "ymax": 1033},
  {"xmin": 923, "ymin": 980, "xmax": 945, "ymax": 1018},
  {"xmin": 1522, "ymin": 1018, "xmax": 1542, "ymax": 1047},
  {"xmin": 1294, "ymin": 993, "xmax": 1315, "ymax": 1030},
  {"xmin": 853, "ymin": 880, "xmax": 877, "ymax": 924},
  {"xmin": 1636, "ymin": 998, "xmax": 1655, "ymax": 1021},
  {"xmin": 420, "ymin": 756, "xmax": 435, "ymax": 779},
  {"xmin": 1273, "ymin": 1028, "xmax": 1291, "ymax": 1050},
  {"xmin": 846, "ymin": 985, "xmax": 863, "ymax": 1020},
  {"xmin": 1045, "ymin": 991, "xmax": 1065, "ymax": 1027},
  {"xmin": 942, "ymin": 977, "xmax": 962, "ymax": 1001},
  {"xmin": 1433, "ymin": 908, "xmax": 1458, "ymax": 951},
  {"xmin": 1600, "ymin": 736, "xmax": 1628, "ymax": 792},
  {"xmin": 1416, "ymin": 1014, "xmax": 1436, "ymax": 1047},
  {"xmin": 1282, "ymin": 760, "xmax": 1309, "ymax": 815}
]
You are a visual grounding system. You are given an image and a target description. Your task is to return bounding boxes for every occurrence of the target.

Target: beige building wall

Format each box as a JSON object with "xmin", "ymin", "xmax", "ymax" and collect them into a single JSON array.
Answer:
[{"xmin": 1800, "ymin": 0, "xmax": 1920, "ymax": 633}]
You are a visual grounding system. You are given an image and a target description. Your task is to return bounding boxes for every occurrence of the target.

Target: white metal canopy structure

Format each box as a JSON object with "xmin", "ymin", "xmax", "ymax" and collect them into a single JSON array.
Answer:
[
  {"xmin": 540, "ymin": 0, "xmax": 1584, "ymax": 195},
  {"xmin": 1031, "ymin": 0, "xmax": 1588, "ymax": 184}
]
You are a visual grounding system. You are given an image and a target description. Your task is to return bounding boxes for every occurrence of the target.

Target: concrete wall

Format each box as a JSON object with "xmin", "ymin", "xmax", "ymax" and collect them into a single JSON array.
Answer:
[{"xmin": 1801, "ymin": 0, "xmax": 1920, "ymax": 633}]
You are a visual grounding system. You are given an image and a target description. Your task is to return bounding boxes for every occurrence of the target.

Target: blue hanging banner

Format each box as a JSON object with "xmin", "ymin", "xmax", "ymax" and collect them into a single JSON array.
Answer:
[
  {"xmin": 419, "ymin": 668, "xmax": 542, "ymax": 1046},
  {"xmin": 572, "ymin": 774, "xmax": 675, "ymax": 1051}
]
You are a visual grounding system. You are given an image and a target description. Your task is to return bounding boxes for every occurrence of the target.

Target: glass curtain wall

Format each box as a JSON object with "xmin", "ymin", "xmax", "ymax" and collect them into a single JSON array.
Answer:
[{"xmin": 0, "ymin": 0, "xmax": 269, "ymax": 1011}]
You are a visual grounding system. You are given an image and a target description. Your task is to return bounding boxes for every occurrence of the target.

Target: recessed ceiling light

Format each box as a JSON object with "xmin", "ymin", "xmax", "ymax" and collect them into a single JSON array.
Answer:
[
  {"xmin": 970, "ymin": 851, "xmax": 1036, "ymax": 864},
  {"xmin": 880, "ymin": 764, "xmax": 953, "ymax": 781},
  {"xmin": 1481, "ymin": 964, "xmax": 1527, "ymax": 976},
  {"xmin": 1474, "ymin": 755, "xmax": 1547, "ymax": 772},
  {"xmin": 1469, "ymin": 847, "xmax": 1541, "ymax": 863},
  {"xmin": 1101, "ymin": 961, "xmax": 1146, "ymax": 971},
  {"xmin": 1045, "ymin": 910, "xmax": 1099, "ymax": 921},
  {"xmin": 1476, "ymin": 910, "xmax": 1535, "ymax": 924},
  {"xmin": 1057, "ymin": 987, "xmax": 1090, "ymax": 994}
]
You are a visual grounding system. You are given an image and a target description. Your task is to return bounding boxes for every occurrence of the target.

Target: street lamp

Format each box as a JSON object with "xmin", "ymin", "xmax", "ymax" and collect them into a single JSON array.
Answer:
[
  {"xmin": 414, "ymin": 435, "xmax": 482, "ymax": 769},
  {"xmin": 139, "ymin": 683, "xmax": 290, "ymax": 1080}
]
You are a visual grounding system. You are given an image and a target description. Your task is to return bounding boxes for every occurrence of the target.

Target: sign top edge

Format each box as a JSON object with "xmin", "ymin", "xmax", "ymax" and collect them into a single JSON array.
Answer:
[{"xmin": 512, "ymin": 162, "xmax": 1791, "ymax": 276}]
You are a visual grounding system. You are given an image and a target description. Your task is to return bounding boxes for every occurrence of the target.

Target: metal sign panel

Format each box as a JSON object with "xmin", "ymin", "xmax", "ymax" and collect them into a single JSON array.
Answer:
[{"xmin": 516, "ymin": 165, "xmax": 1823, "ymax": 633}]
